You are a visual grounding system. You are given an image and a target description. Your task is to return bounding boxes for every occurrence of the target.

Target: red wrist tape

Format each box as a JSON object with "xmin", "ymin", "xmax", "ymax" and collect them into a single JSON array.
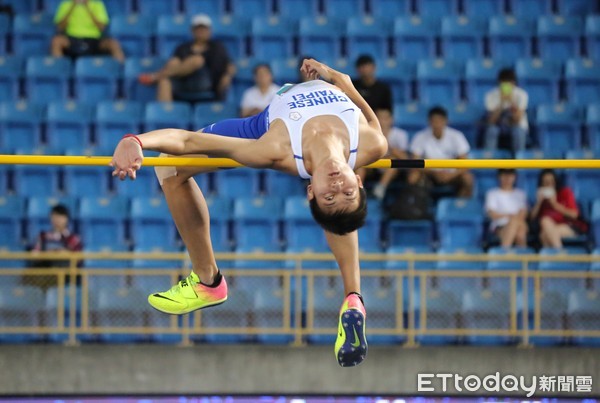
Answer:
[{"xmin": 123, "ymin": 134, "xmax": 143, "ymax": 149}]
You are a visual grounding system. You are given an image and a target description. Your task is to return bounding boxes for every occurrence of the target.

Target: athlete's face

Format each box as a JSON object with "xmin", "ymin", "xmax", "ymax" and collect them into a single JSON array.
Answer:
[{"xmin": 307, "ymin": 162, "xmax": 363, "ymax": 213}]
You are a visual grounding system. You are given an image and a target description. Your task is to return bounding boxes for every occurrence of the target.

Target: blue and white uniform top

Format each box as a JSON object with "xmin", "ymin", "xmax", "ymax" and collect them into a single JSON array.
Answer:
[{"xmin": 267, "ymin": 80, "xmax": 361, "ymax": 179}]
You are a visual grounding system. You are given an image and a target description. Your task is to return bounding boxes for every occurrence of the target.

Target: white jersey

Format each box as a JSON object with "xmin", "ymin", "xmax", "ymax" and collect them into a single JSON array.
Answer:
[{"xmin": 267, "ymin": 80, "xmax": 360, "ymax": 179}]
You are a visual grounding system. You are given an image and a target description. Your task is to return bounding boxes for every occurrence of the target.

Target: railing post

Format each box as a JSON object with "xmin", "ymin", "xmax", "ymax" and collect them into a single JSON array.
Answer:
[
  {"xmin": 66, "ymin": 255, "xmax": 78, "ymax": 346},
  {"xmin": 520, "ymin": 256, "xmax": 530, "ymax": 347},
  {"xmin": 405, "ymin": 255, "xmax": 417, "ymax": 347},
  {"xmin": 292, "ymin": 257, "xmax": 303, "ymax": 346}
]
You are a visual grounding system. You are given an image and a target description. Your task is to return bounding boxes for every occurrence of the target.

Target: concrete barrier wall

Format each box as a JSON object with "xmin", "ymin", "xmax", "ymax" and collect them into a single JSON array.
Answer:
[{"xmin": 0, "ymin": 345, "xmax": 598, "ymax": 397}]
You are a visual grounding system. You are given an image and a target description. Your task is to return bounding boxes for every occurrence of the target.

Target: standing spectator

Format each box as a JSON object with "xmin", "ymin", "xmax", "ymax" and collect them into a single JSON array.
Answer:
[
  {"xmin": 352, "ymin": 54, "xmax": 392, "ymax": 112},
  {"xmin": 408, "ymin": 106, "xmax": 474, "ymax": 197},
  {"xmin": 51, "ymin": 0, "xmax": 124, "ymax": 62},
  {"xmin": 484, "ymin": 68, "xmax": 529, "ymax": 153},
  {"xmin": 485, "ymin": 169, "xmax": 528, "ymax": 248},
  {"xmin": 240, "ymin": 63, "xmax": 279, "ymax": 117},
  {"xmin": 357, "ymin": 108, "xmax": 408, "ymax": 200},
  {"xmin": 530, "ymin": 169, "xmax": 585, "ymax": 248},
  {"xmin": 139, "ymin": 14, "xmax": 235, "ymax": 102}
]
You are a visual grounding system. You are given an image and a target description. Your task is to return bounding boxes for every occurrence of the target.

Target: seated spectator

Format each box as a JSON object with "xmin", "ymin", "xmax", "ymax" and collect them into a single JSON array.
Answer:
[
  {"xmin": 240, "ymin": 63, "xmax": 279, "ymax": 117},
  {"xmin": 530, "ymin": 169, "xmax": 586, "ymax": 248},
  {"xmin": 408, "ymin": 106, "xmax": 474, "ymax": 198},
  {"xmin": 485, "ymin": 169, "xmax": 528, "ymax": 248},
  {"xmin": 352, "ymin": 54, "xmax": 392, "ymax": 112},
  {"xmin": 51, "ymin": 0, "xmax": 124, "ymax": 62},
  {"xmin": 357, "ymin": 108, "xmax": 408, "ymax": 200},
  {"xmin": 484, "ymin": 68, "xmax": 529, "ymax": 153},
  {"xmin": 139, "ymin": 14, "xmax": 235, "ymax": 102}
]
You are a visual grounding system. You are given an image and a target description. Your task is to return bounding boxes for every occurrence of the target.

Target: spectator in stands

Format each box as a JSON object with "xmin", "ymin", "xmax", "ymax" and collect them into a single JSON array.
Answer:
[
  {"xmin": 485, "ymin": 169, "xmax": 528, "ymax": 248},
  {"xmin": 408, "ymin": 106, "xmax": 474, "ymax": 197},
  {"xmin": 530, "ymin": 169, "xmax": 585, "ymax": 248},
  {"xmin": 51, "ymin": 0, "xmax": 124, "ymax": 62},
  {"xmin": 357, "ymin": 108, "xmax": 408, "ymax": 200},
  {"xmin": 139, "ymin": 14, "xmax": 235, "ymax": 103},
  {"xmin": 483, "ymin": 68, "xmax": 529, "ymax": 153},
  {"xmin": 352, "ymin": 55, "xmax": 392, "ymax": 112},
  {"xmin": 240, "ymin": 63, "xmax": 279, "ymax": 117}
]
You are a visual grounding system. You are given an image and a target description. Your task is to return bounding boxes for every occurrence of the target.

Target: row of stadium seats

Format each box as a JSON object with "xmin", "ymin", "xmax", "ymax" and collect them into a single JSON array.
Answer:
[
  {"xmin": 2, "ymin": 13, "xmax": 600, "ymax": 60},
  {"xmin": 4, "ymin": 0, "xmax": 597, "ymax": 19},
  {"xmin": 2, "ymin": 55, "xmax": 600, "ymax": 107},
  {"xmin": 2, "ymin": 194, "xmax": 599, "ymax": 251},
  {"xmin": 0, "ymin": 283, "xmax": 598, "ymax": 346}
]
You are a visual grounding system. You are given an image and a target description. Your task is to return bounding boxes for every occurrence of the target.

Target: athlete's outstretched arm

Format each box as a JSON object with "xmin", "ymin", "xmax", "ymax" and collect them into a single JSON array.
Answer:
[
  {"xmin": 325, "ymin": 230, "xmax": 361, "ymax": 296},
  {"xmin": 110, "ymin": 129, "xmax": 275, "ymax": 180}
]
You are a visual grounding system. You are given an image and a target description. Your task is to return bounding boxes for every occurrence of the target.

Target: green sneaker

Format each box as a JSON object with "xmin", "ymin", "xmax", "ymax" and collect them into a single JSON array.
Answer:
[
  {"xmin": 147, "ymin": 271, "xmax": 227, "ymax": 315},
  {"xmin": 334, "ymin": 293, "xmax": 367, "ymax": 367}
]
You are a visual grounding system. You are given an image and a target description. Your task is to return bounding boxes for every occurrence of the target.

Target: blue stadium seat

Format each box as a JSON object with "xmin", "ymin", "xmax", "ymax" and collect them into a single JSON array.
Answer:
[
  {"xmin": 488, "ymin": 16, "xmax": 534, "ymax": 60},
  {"xmin": 193, "ymin": 102, "xmax": 238, "ymax": 129},
  {"xmin": 567, "ymin": 290, "xmax": 600, "ymax": 346},
  {"xmin": 0, "ymin": 285, "xmax": 44, "ymax": 343},
  {"xmin": 0, "ymin": 101, "xmax": 43, "ymax": 153},
  {"xmin": 270, "ymin": 57, "xmax": 303, "ymax": 84},
  {"xmin": 393, "ymin": 103, "xmax": 428, "ymax": 139},
  {"xmin": 251, "ymin": 17, "xmax": 295, "ymax": 60},
  {"xmin": 95, "ymin": 287, "xmax": 147, "ymax": 343},
  {"xmin": 568, "ymin": 165, "xmax": 600, "ymax": 207},
  {"xmin": 131, "ymin": 245, "xmax": 182, "ymax": 271},
  {"xmin": 388, "ymin": 220, "xmax": 433, "ymax": 248},
  {"xmin": 414, "ymin": 0, "xmax": 456, "ymax": 18},
  {"xmin": 587, "ymin": 104, "xmax": 600, "ymax": 153},
  {"xmin": 25, "ymin": 56, "xmax": 71, "ymax": 103},
  {"xmin": 214, "ymin": 168, "xmax": 261, "ymax": 198},
  {"xmin": 285, "ymin": 245, "xmax": 336, "ymax": 270},
  {"xmin": 46, "ymin": 101, "xmax": 94, "ymax": 151},
  {"xmin": 307, "ymin": 275, "xmax": 344, "ymax": 344},
  {"xmin": 346, "ymin": 17, "xmax": 391, "ymax": 61},
  {"xmin": 537, "ymin": 16, "xmax": 583, "ymax": 60},
  {"xmin": 462, "ymin": 0, "xmax": 505, "ymax": 18},
  {"xmin": 102, "ymin": 0, "xmax": 130, "ymax": 15},
  {"xmin": 95, "ymin": 101, "xmax": 144, "ymax": 154},
  {"xmin": 507, "ymin": 0, "xmax": 552, "ymax": 17},
  {"xmin": 518, "ymin": 289, "xmax": 567, "ymax": 346},
  {"xmin": 4, "ymin": 0, "xmax": 36, "ymax": 13},
  {"xmin": 393, "ymin": 16, "xmax": 437, "ymax": 60},
  {"xmin": 283, "ymin": 196, "xmax": 327, "ymax": 250},
  {"xmin": 44, "ymin": 286, "xmax": 82, "ymax": 343},
  {"xmin": 74, "ymin": 57, "xmax": 121, "ymax": 102},
  {"xmin": 370, "ymin": 0, "xmax": 409, "ymax": 19},
  {"xmin": 436, "ymin": 198, "xmax": 484, "ymax": 248},
  {"xmin": 232, "ymin": 57, "xmax": 259, "ymax": 100},
  {"xmin": 109, "ymin": 14, "xmax": 154, "ymax": 57},
  {"xmin": 487, "ymin": 246, "xmax": 537, "ymax": 271},
  {"xmin": 156, "ymin": 15, "xmax": 189, "ymax": 59},
  {"xmin": 358, "ymin": 200, "xmax": 382, "ymax": 250},
  {"xmin": 206, "ymin": 196, "xmax": 232, "ymax": 252},
  {"xmin": 0, "ymin": 15, "xmax": 9, "ymax": 55},
  {"xmin": 298, "ymin": 17, "xmax": 343, "ymax": 60},
  {"xmin": 0, "ymin": 166, "xmax": 7, "ymax": 196},
  {"xmin": 254, "ymin": 284, "xmax": 294, "ymax": 344},
  {"xmin": 586, "ymin": 16, "xmax": 600, "ymax": 61},
  {"xmin": 536, "ymin": 104, "xmax": 583, "ymax": 158},
  {"xmin": 415, "ymin": 288, "xmax": 461, "ymax": 345},
  {"xmin": 360, "ymin": 276, "xmax": 404, "ymax": 344},
  {"xmin": 446, "ymin": 103, "xmax": 484, "ymax": 146},
  {"xmin": 440, "ymin": 16, "xmax": 486, "ymax": 60},
  {"xmin": 26, "ymin": 196, "xmax": 78, "ymax": 241},
  {"xmin": 144, "ymin": 101, "xmax": 192, "ymax": 130},
  {"xmin": 131, "ymin": 197, "xmax": 177, "ymax": 250},
  {"xmin": 13, "ymin": 14, "xmax": 54, "ymax": 56},
  {"xmin": 436, "ymin": 246, "xmax": 485, "ymax": 294},
  {"xmin": 539, "ymin": 247, "xmax": 589, "ymax": 294},
  {"xmin": 123, "ymin": 57, "xmax": 165, "ymax": 102},
  {"xmin": 0, "ymin": 196, "xmax": 25, "ymax": 251},
  {"xmin": 462, "ymin": 289, "xmax": 512, "ymax": 345},
  {"xmin": 13, "ymin": 166, "xmax": 60, "ymax": 197},
  {"xmin": 232, "ymin": 197, "xmax": 282, "ymax": 249},
  {"xmin": 377, "ymin": 58, "xmax": 414, "ymax": 103},
  {"xmin": 230, "ymin": 0, "xmax": 272, "ymax": 18},
  {"xmin": 323, "ymin": 0, "xmax": 366, "ymax": 19},
  {"xmin": 79, "ymin": 197, "xmax": 129, "ymax": 249},
  {"xmin": 593, "ymin": 200, "xmax": 600, "ymax": 247},
  {"xmin": 232, "ymin": 245, "xmax": 283, "ymax": 269},
  {"xmin": 515, "ymin": 58, "xmax": 561, "ymax": 107},
  {"xmin": 556, "ymin": 0, "xmax": 599, "ymax": 16},
  {"xmin": 182, "ymin": 0, "xmax": 225, "ymax": 16},
  {"xmin": 212, "ymin": 15, "xmax": 250, "ymax": 59},
  {"xmin": 515, "ymin": 150, "xmax": 545, "ymax": 202},
  {"xmin": 113, "ymin": 166, "xmax": 159, "ymax": 197},
  {"xmin": 0, "ymin": 56, "xmax": 22, "ymax": 102},
  {"xmin": 264, "ymin": 171, "xmax": 306, "ymax": 197},
  {"xmin": 465, "ymin": 58, "xmax": 511, "ymax": 105},
  {"xmin": 416, "ymin": 59, "xmax": 462, "ymax": 105},
  {"xmin": 200, "ymin": 288, "xmax": 253, "ymax": 343},
  {"xmin": 135, "ymin": 0, "xmax": 180, "ymax": 15},
  {"xmin": 385, "ymin": 246, "xmax": 436, "ymax": 270},
  {"xmin": 565, "ymin": 58, "xmax": 600, "ymax": 106},
  {"xmin": 63, "ymin": 149, "xmax": 110, "ymax": 197},
  {"xmin": 274, "ymin": 0, "xmax": 318, "ymax": 21}
]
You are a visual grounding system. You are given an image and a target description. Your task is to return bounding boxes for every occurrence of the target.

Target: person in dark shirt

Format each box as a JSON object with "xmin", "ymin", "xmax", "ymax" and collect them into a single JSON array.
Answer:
[
  {"xmin": 351, "ymin": 54, "xmax": 392, "ymax": 112},
  {"xmin": 139, "ymin": 14, "xmax": 235, "ymax": 102}
]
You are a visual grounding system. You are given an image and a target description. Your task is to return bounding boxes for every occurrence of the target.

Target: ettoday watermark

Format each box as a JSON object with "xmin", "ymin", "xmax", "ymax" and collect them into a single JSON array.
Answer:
[{"xmin": 417, "ymin": 373, "xmax": 593, "ymax": 397}]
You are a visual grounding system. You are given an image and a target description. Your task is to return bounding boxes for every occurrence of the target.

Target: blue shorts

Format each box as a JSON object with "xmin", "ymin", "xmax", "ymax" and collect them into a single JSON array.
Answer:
[{"xmin": 200, "ymin": 107, "xmax": 269, "ymax": 140}]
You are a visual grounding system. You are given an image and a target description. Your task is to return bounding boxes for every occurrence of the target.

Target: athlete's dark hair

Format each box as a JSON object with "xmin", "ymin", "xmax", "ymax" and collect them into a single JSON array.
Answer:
[
  {"xmin": 51, "ymin": 204, "xmax": 70, "ymax": 218},
  {"xmin": 428, "ymin": 106, "xmax": 448, "ymax": 119},
  {"xmin": 309, "ymin": 187, "xmax": 368, "ymax": 235},
  {"xmin": 498, "ymin": 68, "xmax": 517, "ymax": 83}
]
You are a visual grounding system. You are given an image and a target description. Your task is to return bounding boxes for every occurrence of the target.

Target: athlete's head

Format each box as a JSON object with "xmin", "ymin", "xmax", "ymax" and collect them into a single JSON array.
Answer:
[
  {"xmin": 191, "ymin": 14, "xmax": 212, "ymax": 43},
  {"xmin": 306, "ymin": 160, "xmax": 367, "ymax": 235},
  {"xmin": 50, "ymin": 204, "xmax": 70, "ymax": 232}
]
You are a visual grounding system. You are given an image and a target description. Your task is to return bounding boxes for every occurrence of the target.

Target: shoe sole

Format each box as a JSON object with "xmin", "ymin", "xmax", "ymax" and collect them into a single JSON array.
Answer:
[
  {"xmin": 148, "ymin": 297, "xmax": 227, "ymax": 315},
  {"xmin": 337, "ymin": 308, "xmax": 367, "ymax": 367}
]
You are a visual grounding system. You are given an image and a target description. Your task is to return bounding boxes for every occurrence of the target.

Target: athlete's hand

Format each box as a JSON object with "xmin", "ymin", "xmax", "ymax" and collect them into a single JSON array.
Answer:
[
  {"xmin": 110, "ymin": 137, "xmax": 143, "ymax": 180},
  {"xmin": 301, "ymin": 58, "xmax": 333, "ymax": 82}
]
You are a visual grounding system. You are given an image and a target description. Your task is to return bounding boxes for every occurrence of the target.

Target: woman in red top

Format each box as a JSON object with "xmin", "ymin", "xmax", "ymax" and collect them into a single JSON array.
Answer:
[{"xmin": 530, "ymin": 169, "xmax": 580, "ymax": 248}]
